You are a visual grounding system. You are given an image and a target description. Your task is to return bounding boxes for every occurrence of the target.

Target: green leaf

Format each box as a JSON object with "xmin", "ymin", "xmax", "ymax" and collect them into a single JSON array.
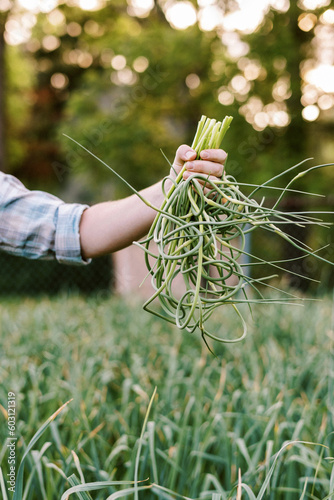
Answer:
[
  {"xmin": 13, "ymin": 400, "xmax": 72, "ymax": 500},
  {"xmin": 61, "ymin": 477, "xmax": 146, "ymax": 500}
]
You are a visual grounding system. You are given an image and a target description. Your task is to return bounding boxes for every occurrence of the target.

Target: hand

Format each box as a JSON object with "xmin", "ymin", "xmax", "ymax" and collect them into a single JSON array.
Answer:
[{"xmin": 171, "ymin": 144, "xmax": 227, "ymax": 183}]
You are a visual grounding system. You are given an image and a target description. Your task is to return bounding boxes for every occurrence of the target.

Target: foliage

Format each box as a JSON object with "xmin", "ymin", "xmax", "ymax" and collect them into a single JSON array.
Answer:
[
  {"xmin": 1, "ymin": 0, "xmax": 333, "ymax": 286},
  {"xmin": 2, "ymin": 1, "xmax": 333, "ymax": 193},
  {"xmin": 0, "ymin": 293, "xmax": 334, "ymax": 498},
  {"xmin": 5, "ymin": 45, "xmax": 35, "ymax": 169},
  {"xmin": 56, "ymin": 12, "xmax": 219, "ymax": 198}
]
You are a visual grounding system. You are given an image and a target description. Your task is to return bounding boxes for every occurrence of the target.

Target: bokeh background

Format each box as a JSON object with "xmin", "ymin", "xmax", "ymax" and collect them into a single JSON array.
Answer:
[
  {"xmin": 1, "ymin": 3, "xmax": 334, "ymax": 498},
  {"xmin": 0, "ymin": 0, "xmax": 334, "ymax": 295}
]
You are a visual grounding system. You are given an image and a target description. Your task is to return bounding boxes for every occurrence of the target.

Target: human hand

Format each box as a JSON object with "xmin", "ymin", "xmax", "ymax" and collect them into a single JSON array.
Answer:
[{"xmin": 171, "ymin": 145, "xmax": 227, "ymax": 184}]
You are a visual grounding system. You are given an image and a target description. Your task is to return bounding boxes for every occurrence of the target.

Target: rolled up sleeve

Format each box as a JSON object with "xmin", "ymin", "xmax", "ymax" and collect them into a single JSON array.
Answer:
[
  {"xmin": 0, "ymin": 172, "xmax": 91, "ymax": 265},
  {"xmin": 55, "ymin": 202, "xmax": 90, "ymax": 265}
]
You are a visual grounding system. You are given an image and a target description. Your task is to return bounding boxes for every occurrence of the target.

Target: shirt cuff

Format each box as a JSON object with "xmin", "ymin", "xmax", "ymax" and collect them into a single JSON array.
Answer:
[{"xmin": 55, "ymin": 203, "xmax": 91, "ymax": 265}]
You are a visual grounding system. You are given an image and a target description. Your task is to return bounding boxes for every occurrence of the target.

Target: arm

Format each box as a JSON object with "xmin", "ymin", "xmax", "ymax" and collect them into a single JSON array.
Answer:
[
  {"xmin": 0, "ymin": 145, "xmax": 226, "ymax": 263},
  {"xmin": 79, "ymin": 145, "xmax": 227, "ymax": 259},
  {"xmin": 0, "ymin": 172, "xmax": 88, "ymax": 264}
]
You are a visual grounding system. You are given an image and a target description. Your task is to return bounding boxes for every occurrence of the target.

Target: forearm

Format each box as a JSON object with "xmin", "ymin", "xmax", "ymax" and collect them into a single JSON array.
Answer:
[
  {"xmin": 79, "ymin": 180, "xmax": 169, "ymax": 259},
  {"xmin": 79, "ymin": 145, "xmax": 226, "ymax": 260}
]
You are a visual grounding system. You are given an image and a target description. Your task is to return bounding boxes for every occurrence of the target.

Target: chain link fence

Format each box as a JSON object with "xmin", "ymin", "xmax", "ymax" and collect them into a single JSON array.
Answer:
[{"xmin": 0, "ymin": 252, "xmax": 113, "ymax": 296}]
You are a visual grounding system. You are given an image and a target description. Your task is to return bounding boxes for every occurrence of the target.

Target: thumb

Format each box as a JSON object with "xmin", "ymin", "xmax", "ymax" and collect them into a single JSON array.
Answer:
[{"xmin": 173, "ymin": 145, "xmax": 196, "ymax": 172}]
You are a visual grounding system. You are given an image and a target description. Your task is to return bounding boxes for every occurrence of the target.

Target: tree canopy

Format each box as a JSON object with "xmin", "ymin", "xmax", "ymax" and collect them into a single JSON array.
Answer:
[
  {"xmin": 1, "ymin": 0, "xmax": 334, "ymax": 286},
  {"xmin": 0, "ymin": 0, "xmax": 333, "ymax": 192}
]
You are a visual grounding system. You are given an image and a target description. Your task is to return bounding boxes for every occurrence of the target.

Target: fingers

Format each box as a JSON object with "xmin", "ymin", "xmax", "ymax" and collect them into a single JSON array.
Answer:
[
  {"xmin": 184, "ymin": 160, "xmax": 223, "ymax": 179},
  {"xmin": 184, "ymin": 150, "xmax": 227, "ymax": 179},
  {"xmin": 173, "ymin": 145, "xmax": 227, "ymax": 179},
  {"xmin": 173, "ymin": 145, "xmax": 197, "ymax": 173},
  {"xmin": 199, "ymin": 149, "xmax": 227, "ymax": 164}
]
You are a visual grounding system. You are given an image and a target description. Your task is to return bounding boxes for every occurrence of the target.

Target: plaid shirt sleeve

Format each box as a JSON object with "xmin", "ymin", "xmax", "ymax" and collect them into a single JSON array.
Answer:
[{"xmin": 0, "ymin": 172, "xmax": 91, "ymax": 265}]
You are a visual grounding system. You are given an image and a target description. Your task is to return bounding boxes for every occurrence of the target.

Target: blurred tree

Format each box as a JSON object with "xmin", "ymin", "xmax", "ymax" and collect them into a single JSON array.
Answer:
[
  {"xmin": 51, "ymin": 1, "xmax": 334, "ymax": 195},
  {"xmin": 1, "ymin": 0, "xmax": 333, "ymax": 288},
  {"xmin": 0, "ymin": 8, "xmax": 8, "ymax": 172},
  {"xmin": 0, "ymin": 1, "xmax": 40, "ymax": 177},
  {"xmin": 2, "ymin": 0, "xmax": 333, "ymax": 191},
  {"xmin": 56, "ymin": 5, "xmax": 220, "ymax": 199}
]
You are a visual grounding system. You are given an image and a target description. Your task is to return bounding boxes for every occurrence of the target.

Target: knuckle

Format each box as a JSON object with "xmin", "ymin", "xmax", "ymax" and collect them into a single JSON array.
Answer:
[{"xmin": 178, "ymin": 144, "xmax": 190, "ymax": 153}]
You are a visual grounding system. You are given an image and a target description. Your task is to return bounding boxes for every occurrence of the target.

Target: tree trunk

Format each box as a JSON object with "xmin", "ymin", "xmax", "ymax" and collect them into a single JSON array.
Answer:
[
  {"xmin": 0, "ymin": 14, "xmax": 6, "ymax": 172},
  {"xmin": 285, "ymin": 2, "xmax": 309, "ymax": 160},
  {"xmin": 282, "ymin": 3, "xmax": 312, "ymax": 289}
]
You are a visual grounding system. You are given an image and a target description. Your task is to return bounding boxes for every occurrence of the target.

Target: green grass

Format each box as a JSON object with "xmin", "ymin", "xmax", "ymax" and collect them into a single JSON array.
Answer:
[{"xmin": 0, "ymin": 292, "xmax": 334, "ymax": 499}]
